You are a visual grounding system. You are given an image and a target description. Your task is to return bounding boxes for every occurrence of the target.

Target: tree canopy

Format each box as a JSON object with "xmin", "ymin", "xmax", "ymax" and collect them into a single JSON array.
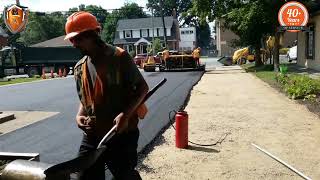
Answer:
[
  {"xmin": 191, "ymin": 0, "xmax": 314, "ymax": 67},
  {"xmin": 18, "ymin": 12, "xmax": 66, "ymax": 45}
]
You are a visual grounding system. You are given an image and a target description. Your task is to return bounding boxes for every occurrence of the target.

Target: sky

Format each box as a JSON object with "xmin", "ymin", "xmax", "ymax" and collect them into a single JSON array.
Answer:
[{"xmin": 0, "ymin": 0, "xmax": 148, "ymax": 12}]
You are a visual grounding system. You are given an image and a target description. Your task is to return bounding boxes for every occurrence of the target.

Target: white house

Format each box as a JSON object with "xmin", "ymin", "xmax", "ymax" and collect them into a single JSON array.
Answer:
[
  {"xmin": 114, "ymin": 16, "xmax": 180, "ymax": 54},
  {"xmin": 179, "ymin": 27, "xmax": 196, "ymax": 51}
]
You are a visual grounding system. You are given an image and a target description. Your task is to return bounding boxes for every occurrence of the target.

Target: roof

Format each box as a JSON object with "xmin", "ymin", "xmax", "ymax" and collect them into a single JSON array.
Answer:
[
  {"xmin": 113, "ymin": 36, "xmax": 177, "ymax": 45},
  {"xmin": 116, "ymin": 16, "xmax": 174, "ymax": 31},
  {"xmin": 31, "ymin": 35, "xmax": 73, "ymax": 47}
]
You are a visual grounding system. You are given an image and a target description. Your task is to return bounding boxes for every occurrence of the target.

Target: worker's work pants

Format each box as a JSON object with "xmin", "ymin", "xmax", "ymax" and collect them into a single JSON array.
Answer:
[
  {"xmin": 77, "ymin": 129, "xmax": 141, "ymax": 180},
  {"xmin": 195, "ymin": 57, "xmax": 200, "ymax": 67}
]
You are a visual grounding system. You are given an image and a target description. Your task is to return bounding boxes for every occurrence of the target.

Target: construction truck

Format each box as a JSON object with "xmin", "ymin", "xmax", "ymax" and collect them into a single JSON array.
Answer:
[
  {"xmin": 232, "ymin": 47, "xmax": 255, "ymax": 65},
  {"xmin": 0, "ymin": 46, "xmax": 82, "ymax": 78},
  {"xmin": 143, "ymin": 51, "xmax": 205, "ymax": 72}
]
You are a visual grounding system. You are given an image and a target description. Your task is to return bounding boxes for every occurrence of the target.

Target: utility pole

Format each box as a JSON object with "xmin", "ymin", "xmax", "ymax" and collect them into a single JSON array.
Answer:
[
  {"xmin": 159, "ymin": 0, "xmax": 167, "ymax": 48},
  {"xmin": 151, "ymin": 7, "xmax": 155, "ymax": 56}
]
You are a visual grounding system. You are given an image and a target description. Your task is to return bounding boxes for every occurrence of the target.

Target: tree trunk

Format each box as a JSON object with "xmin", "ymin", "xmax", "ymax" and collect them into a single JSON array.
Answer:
[
  {"xmin": 255, "ymin": 45, "xmax": 263, "ymax": 67},
  {"xmin": 273, "ymin": 32, "xmax": 280, "ymax": 72}
]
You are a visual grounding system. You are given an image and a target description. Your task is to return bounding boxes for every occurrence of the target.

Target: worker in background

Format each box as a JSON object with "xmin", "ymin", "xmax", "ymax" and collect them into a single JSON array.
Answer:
[
  {"xmin": 192, "ymin": 47, "xmax": 201, "ymax": 67},
  {"xmin": 65, "ymin": 11, "xmax": 148, "ymax": 180},
  {"xmin": 162, "ymin": 47, "xmax": 170, "ymax": 63}
]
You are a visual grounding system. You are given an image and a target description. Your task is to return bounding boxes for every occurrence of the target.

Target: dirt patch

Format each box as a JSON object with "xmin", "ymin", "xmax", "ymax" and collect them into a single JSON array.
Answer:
[
  {"xmin": 138, "ymin": 69, "xmax": 320, "ymax": 179},
  {"xmin": 297, "ymin": 99, "xmax": 320, "ymax": 119}
]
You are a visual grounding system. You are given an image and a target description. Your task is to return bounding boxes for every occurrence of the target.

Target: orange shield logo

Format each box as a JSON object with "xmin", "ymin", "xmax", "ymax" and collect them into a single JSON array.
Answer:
[{"xmin": 4, "ymin": 4, "xmax": 29, "ymax": 34}]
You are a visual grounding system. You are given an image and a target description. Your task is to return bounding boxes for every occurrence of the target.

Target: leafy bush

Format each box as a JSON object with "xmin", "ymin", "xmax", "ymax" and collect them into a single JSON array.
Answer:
[
  {"xmin": 129, "ymin": 51, "xmax": 136, "ymax": 58},
  {"xmin": 276, "ymin": 74, "xmax": 320, "ymax": 100},
  {"xmin": 279, "ymin": 48, "xmax": 289, "ymax": 55},
  {"xmin": 275, "ymin": 73, "xmax": 288, "ymax": 86}
]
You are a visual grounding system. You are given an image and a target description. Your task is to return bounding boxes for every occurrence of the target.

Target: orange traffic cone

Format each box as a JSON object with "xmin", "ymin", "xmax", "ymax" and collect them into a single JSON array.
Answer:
[
  {"xmin": 50, "ymin": 69, "xmax": 54, "ymax": 78},
  {"xmin": 58, "ymin": 68, "xmax": 62, "ymax": 77},
  {"xmin": 42, "ymin": 68, "xmax": 46, "ymax": 79}
]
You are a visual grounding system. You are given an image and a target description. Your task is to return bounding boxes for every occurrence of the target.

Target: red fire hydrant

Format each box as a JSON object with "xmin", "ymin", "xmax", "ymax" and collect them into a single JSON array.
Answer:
[{"xmin": 175, "ymin": 111, "xmax": 188, "ymax": 148}]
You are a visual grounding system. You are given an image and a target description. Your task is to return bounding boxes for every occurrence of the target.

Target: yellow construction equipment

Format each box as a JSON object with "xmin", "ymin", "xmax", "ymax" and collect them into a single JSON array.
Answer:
[
  {"xmin": 143, "ymin": 55, "xmax": 156, "ymax": 72},
  {"xmin": 232, "ymin": 47, "xmax": 255, "ymax": 65},
  {"xmin": 143, "ymin": 51, "xmax": 205, "ymax": 72}
]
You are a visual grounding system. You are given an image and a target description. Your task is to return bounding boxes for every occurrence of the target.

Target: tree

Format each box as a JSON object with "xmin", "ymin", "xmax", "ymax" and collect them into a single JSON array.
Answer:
[
  {"xmin": 18, "ymin": 12, "xmax": 66, "ymax": 46},
  {"xmin": 84, "ymin": 5, "xmax": 108, "ymax": 26},
  {"xmin": 67, "ymin": 5, "xmax": 108, "ymax": 27},
  {"xmin": 191, "ymin": 0, "xmax": 313, "ymax": 68},
  {"xmin": 102, "ymin": 13, "xmax": 118, "ymax": 44},
  {"xmin": 196, "ymin": 22, "xmax": 211, "ymax": 49},
  {"xmin": 101, "ymin": 3, "xmax": 147, "ymax": 44},
  {"xmin": 147, "ymin": 0, "xmax": 211, "ymax": 49},
  {"xmin": 117, "ymin": 3, "xmax": 147, "ymax": 19},
  {"xmin": 147, "ymin": 38, "xmax": 162, "ymax": 54},
  {"xmin": 147, "ymin": 0, "xmax": 177, "ymax": 17},
  {"xmin": 224, "ymin": 1, "xmax": 272, "ymax": 66},
  {"xmin": 147, "ymin": 0, "xmax": 194, "ymax": 25}
]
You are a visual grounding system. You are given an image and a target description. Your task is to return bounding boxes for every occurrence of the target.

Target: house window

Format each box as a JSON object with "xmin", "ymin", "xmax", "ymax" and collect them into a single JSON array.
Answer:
[
  {"xmin": 125, "ymin": 30, "xmax": 131, "ymax": 38},
  {"xmin": 190, "ymin": 30, "xmax": 194, "ymax": 34},
  {"xmin": 124, "ymin": 44, "xmax": 133, "ymax": 52},
  {"xmin": 142, "ymin": 29, "xmax": 148, "ymax": 37},
  {"xmin": 159, "ymin": 28, "xmax": 164, "ymax": 36},
  {"xmin": 185, "ymin": 31, "xmax": 190, "ymax": 34},
  {"xmin": 306, "ymin": 25, "xmax": 315, "ymax": 59},
  {"xmin": 181, "ymin": 31, "xmax": 185, "ymax": 34}
]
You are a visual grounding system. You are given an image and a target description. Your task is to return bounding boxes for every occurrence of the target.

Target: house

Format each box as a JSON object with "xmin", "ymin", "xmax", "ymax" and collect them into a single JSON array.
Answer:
[
  {"xmin": 179, "ymin": 27, "xmax": 196, "ymax": 52},
  {"xmin": 215, "ymin": 20, "xmax": 239, "ymax": 57},
  {"xmin": 31, "ymin": 35, "xmax": 73, "ymax": 47},
  {"xmin": 114, "ymin": 16, "xmax": 180, "ymax": 55},
  {"xmin": 297, "ymin": 5, "xmax": 320, "ymax": 71}
]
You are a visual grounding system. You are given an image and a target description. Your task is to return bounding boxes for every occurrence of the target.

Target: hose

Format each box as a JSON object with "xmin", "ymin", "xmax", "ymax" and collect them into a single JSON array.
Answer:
[{"xmin": 169, "ymin": 110, "xmax": 230, "ymax": 146}]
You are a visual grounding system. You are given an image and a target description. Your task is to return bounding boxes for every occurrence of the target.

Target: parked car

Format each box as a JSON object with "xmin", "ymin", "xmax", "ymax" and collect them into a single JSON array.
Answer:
[{"xmin": 287, "ymin": 45, "xmax": 297, "ymax": 62}]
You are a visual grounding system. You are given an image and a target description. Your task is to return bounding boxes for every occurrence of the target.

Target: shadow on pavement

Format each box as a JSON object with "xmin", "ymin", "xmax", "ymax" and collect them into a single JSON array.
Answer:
[
  {"xmin": 205, "ymin": 71, "xmax": 246, "ymax": 75},
  {"xmin": 187, "ymin": 145, "xmax": 220, "ymax": 153}
]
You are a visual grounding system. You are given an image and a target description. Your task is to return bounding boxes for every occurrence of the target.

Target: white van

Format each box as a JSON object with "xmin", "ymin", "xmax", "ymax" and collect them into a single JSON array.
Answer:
[{"xmin": 287, "ymin": 45, "xmax": 297, "ymax": 62}]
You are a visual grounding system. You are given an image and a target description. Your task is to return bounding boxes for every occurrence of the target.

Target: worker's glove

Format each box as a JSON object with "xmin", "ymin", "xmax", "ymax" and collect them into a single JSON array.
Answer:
[
  {"xmin": 113, "ymin": 112, "xmax": 128, "ymax": 134},
  {"xmin": 76, "ymin": 115, "xmax": 94, "ymax": 135}
]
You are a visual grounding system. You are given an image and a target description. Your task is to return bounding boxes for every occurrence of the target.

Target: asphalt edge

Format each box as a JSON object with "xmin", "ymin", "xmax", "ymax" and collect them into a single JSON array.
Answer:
[{"xmin": 138, "ymin": 71, "xmax": 206, "ymax": 160}]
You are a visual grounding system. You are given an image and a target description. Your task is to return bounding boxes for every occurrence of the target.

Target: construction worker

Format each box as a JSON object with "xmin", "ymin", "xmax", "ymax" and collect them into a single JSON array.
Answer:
[
  {"xmin": 65, "ymin": 11, "xmax": 148, "ymax": 180},
  {"xmin": 162, "ymin": 47, "xmax": 170, "ymax": 63},
  {"xmin": 192, "ymin": 47, "xmax": 201, "ymax": 67}
]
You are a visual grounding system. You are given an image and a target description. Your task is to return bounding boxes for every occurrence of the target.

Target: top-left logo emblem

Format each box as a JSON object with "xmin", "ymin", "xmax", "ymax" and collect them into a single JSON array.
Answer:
[{"xmin": 4, "ymin": 4, "xmax": 29, "ymax": 34}]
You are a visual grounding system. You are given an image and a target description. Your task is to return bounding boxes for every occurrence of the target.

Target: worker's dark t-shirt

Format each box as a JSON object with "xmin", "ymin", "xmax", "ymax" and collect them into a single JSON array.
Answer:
[{"xmin": 74, "ymin": 45, "xmax": 144, "ymax": 138}]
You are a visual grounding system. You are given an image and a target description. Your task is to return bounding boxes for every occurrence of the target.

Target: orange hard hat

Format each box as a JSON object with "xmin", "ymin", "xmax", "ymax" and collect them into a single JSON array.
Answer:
[{"xmin": 64, "ymin": 11, "xmax": 101, "ymax": 40}]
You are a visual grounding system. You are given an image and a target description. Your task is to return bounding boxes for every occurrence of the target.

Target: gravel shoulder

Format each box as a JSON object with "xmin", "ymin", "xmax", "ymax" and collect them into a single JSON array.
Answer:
[{"xmin": 138, "ymin": 66, "xmax": 320, "ymax": 180}]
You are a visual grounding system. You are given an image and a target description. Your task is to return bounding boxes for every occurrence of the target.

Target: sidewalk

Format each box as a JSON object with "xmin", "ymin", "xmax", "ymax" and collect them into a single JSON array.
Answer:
[
  {"xmin": 287, "ymin": 63, "xmax": 320, "ymax": 79},
  {"xmin": 138, "ymin": 65, "xmax": 320, "ymax": 179}
]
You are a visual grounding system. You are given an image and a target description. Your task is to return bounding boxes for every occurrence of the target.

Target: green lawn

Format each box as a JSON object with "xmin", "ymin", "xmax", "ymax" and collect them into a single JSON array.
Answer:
[
  {"xmin": 241, "ymin": 64, "xmax": 278, "ymax": 86},
  {"xmin": 0, "ymin": 77, "xmax": 42, "ymax": 86}
]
